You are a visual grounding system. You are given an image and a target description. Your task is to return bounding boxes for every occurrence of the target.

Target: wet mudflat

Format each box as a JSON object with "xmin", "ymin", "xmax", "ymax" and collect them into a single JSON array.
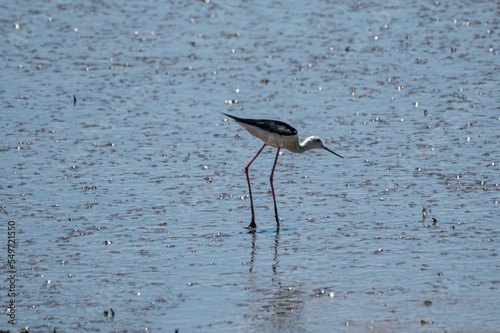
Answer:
[{"xmin": 1, "ymin": 0, "xmax": 499, "ymax": 332}]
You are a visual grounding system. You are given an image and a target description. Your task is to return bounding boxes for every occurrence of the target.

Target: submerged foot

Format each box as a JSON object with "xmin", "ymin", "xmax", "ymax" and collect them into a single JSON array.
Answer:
[{"xmin": 246, "ymin": 220, "xmax": 257, "ymax": 231}]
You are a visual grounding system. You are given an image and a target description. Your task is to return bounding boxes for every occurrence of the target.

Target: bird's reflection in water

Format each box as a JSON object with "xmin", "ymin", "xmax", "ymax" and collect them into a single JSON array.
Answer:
[
  {"xmin": 247, "ymin": 230, "xmax": 280, "ymax": 277},
  {"xmin": 245, "ymin": 228, "xmax": 307, "ymax": 331},
  {"xmin": 271, "ymin": 230, "xmax": 280, "ymax": 277},
  {"xmin": 248, "ymin": 232, "xmax": 257, "ymax": 274}
]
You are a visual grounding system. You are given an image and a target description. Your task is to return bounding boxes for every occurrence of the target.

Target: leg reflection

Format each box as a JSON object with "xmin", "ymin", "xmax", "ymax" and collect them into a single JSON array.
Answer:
[
  {"xmin": 249, "ymin": 232, "xmax": 257, "ymax": 273},
  {"xmin": 272, "ymin": 230, "xmax": 280, "ymax": 276}
]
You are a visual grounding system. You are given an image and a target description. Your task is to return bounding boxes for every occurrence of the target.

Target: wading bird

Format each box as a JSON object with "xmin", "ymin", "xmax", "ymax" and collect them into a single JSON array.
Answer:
[{"xmin": 223, "ymin": 112, "xmax": 343, "ymax": 230}]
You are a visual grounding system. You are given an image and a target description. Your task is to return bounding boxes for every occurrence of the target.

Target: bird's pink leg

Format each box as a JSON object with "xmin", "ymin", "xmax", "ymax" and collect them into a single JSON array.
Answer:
[
  {"xmin": 245, "ymin": 144, "xmax": 266, "ymax": 230},
  {"xmin": 270, "ymin": 148, "xmax": 280, "ymax": 229}
]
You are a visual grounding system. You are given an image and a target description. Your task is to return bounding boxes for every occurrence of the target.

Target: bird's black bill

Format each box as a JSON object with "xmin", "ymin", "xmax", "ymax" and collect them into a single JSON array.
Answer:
[{"xmin": 324, "ymin": 146, "xmax": 344, "ymax": 159}]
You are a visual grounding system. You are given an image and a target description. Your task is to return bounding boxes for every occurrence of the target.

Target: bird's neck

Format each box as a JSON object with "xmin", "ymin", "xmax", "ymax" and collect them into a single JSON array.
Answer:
[{"xmin": 295, "ymin": 137, "xmax": 316, "ymax": 153}]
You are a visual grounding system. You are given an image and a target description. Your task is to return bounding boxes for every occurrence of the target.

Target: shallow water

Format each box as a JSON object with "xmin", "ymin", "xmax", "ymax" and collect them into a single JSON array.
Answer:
[{"xmin": 1, "ymin": 0, "xmax": 499, "ymax": 332}]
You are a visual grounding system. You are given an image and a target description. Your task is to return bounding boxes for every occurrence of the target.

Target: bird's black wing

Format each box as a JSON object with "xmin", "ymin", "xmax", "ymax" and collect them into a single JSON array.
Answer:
[{"xmin": 222, "ymin": 113, "xmax": 298, "ymax": 136}]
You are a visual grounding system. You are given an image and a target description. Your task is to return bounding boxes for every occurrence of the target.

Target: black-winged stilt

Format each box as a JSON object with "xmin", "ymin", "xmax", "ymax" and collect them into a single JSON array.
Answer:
[{"xmin": 223, "ymin": 112, "xmax": 344, "ymax": 230}]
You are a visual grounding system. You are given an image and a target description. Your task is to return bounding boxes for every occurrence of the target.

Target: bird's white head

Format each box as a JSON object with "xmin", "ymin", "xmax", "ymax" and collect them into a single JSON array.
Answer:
[{"xmin": 302, "ymin": 136, "xmax": 344, "ymax": 158}]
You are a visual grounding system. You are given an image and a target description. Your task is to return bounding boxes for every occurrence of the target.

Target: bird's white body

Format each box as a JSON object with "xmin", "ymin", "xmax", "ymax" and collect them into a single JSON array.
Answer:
[{"xmin": 234, "ymin": 119, "xmax": 300, "ymax": 151}]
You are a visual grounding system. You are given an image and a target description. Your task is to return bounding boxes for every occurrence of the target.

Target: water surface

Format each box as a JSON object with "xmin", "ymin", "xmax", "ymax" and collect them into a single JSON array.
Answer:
[{"xmin": 1, "ymin": 0, "xmax": 499, "ymax": 332}]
